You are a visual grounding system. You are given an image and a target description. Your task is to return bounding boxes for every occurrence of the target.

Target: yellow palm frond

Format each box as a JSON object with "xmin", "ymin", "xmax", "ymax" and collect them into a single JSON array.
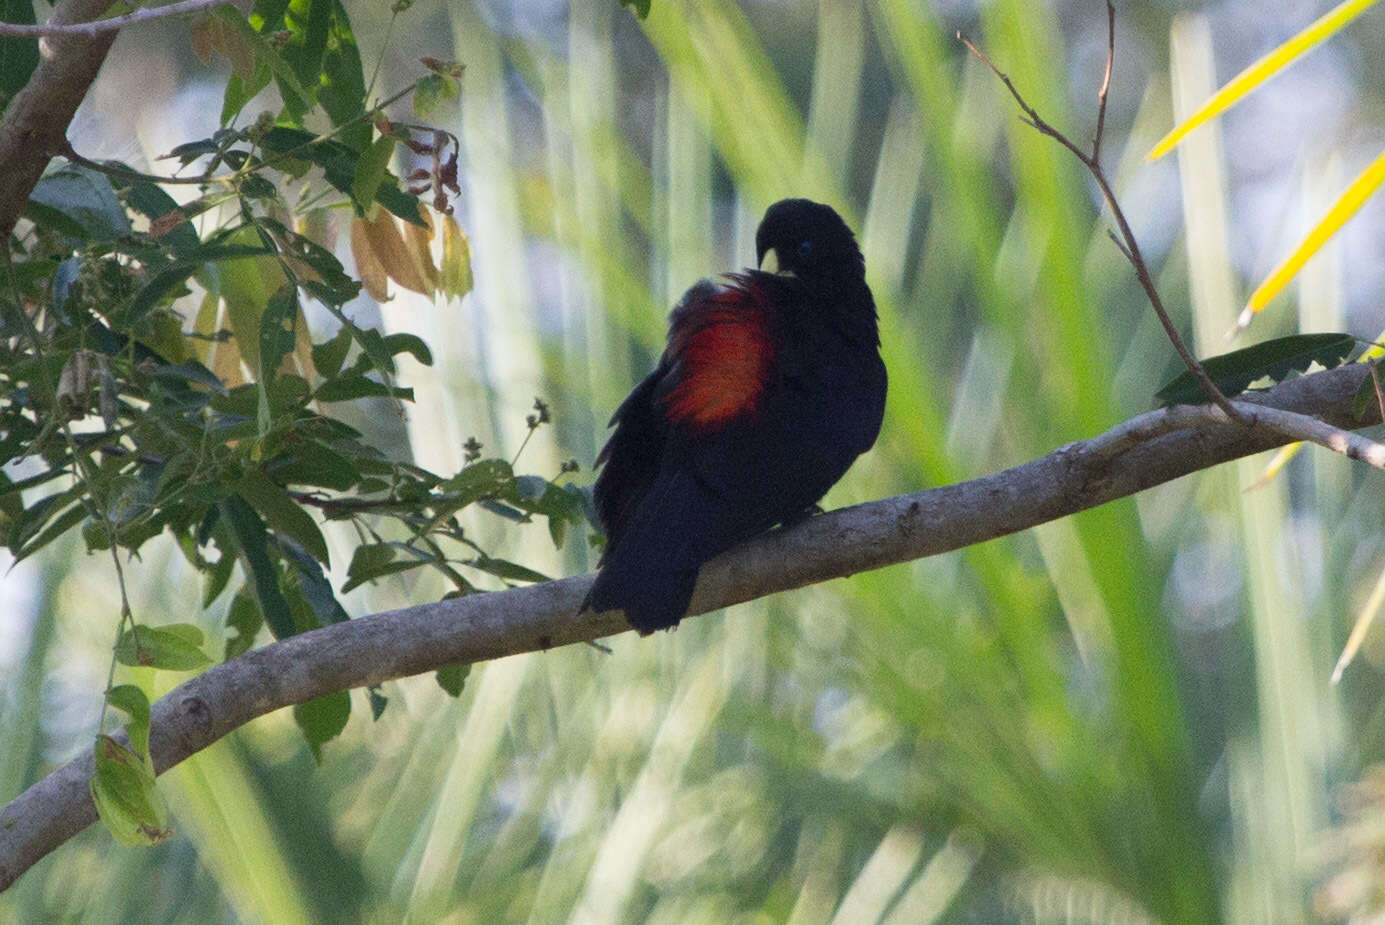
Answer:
[{"xmin": 1148, "ymin": 0, "xmax": 1378, "ymax": 161}]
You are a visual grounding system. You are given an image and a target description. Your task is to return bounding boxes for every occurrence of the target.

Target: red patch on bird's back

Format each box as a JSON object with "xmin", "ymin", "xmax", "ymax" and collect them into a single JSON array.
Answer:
[{"xmin": 663, "ymin": 278, "xmax": 773, "ymax": 431}]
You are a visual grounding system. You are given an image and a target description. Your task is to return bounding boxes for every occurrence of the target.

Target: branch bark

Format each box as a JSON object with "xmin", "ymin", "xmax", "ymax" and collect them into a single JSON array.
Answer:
[
  {"xmin": 0, "ymin": 0, "xmax": 120, "ymax": 241},
  {"xmin": 0, "ymin": 362, "xmax": 1377, "ymax": 889},
  {"xmin": 0, "ymin": 0, "xmax": 228, "ymax": 37}
]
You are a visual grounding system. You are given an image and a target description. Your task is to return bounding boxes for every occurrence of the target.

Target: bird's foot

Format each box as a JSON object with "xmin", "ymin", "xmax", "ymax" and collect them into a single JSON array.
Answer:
[{"xmin": 780, "ymin": 504, "xmax": 825, "ymax": 529}]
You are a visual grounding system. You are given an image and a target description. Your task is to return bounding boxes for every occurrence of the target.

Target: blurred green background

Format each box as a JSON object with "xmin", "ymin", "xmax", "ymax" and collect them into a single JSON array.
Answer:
[{"xmin": 5, "ymin": 0, "xmax": 1385, "ymax": 921}]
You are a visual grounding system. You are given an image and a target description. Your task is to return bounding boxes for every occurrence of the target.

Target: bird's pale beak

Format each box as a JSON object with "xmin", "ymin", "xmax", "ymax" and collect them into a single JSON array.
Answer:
[{"xmin": 759, "ymin": 248, "xmax": 795, "ymax": 277}]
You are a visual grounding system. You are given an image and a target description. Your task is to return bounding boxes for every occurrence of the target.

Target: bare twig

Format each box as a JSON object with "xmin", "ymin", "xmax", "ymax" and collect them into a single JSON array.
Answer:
[
  {"xmin": 1233, "ymin": 401, "xmax": 1385, "ymax": 468},
  {"xmin": 958, "ymin": 11, "xmax": 1244, "ymax": 422},
  {"xmin": 1092, "ymin": 0, "xmax": 1115, "ymax": 164},
  {"xmin": 0, "ymin": 362, "xmax": 1376, "ymax": 891},
  {"xmin": 0, "ymin": 0, "xmax": 230, "ymax": 37},
  {"xmin": 1370, "ymin": 360, "xmax": 1385, "ymax": 424},
  {"xmin": 1084, "ymin": 399, "xmax": 1385, "ymax": 471},
  {"xmin": 60, "ymin": 142, "xmax": 228, "ymax": 186},
  {"xmin": 1105, "ymin": 228, "xmax": 1133, "ymax": 263}
]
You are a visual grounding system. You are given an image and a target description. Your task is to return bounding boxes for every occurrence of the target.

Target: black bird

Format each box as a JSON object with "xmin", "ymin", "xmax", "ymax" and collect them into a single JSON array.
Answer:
[{"xmin": 585, "ymin": 199, "xmax": 886, "ymax": 633}]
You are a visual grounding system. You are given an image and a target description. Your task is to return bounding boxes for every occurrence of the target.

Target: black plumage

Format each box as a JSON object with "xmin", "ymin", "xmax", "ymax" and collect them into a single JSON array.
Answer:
[{"xmin": 585, "ymin": 199, "xmax": 886, "ymax": 633}]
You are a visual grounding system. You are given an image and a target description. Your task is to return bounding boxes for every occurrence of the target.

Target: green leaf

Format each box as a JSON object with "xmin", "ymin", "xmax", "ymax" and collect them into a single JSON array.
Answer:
[
  {"xmin": 256, "ymin": 284, "xmax": 299, "ymax": 434},
  {"xmin": 257, "ymin": 217, "xmax": 360, "ymax": 304},
  {"xmin": 441, "ymin": 458, "xmax": 514, "ymax": 506},
  {"xmin": 0, "ymin": 476, "xmax": 22, "ymax": 538},
  {"xmin": 351, "ymin": 326, "xmax": 397, "ymax": 376},
  {"xmin": 266, "ymin": 441, "xmax": 359, "ymax": 491},
  {"xmin": 340, "ymin": 558, "xmax": 428, "ymax": 593},
  {"xmin": 314, "ymin": 375, "xmax": 413, "ymax": 402},
  {"xmin": 203, "ymin": 545, "xmax": 236, "ymax": 608},
  {"xmin": 249, "ymin": 0, "xmax": 293, "ymax": 31},
  {"xmin": 619, "ymin": 0, "xmax": 652, "ymax": 18},
  {"xmin": 179, "ymin": 242, "xmax": 278, "ymax": 263},
  {"xmin": 318, "ymin": 1, "xmax": 369, "ymax": 152},
  {"xmin": 280, "ymin": 538, "xmax": 349, "ymax": 625},
  {"xmin": 258, "ymin": 284, "xmax": 299, "ymax": 381},
  {"xmin": 212, "ymin": 377, "xmax": 311, "ymax": 418},
  {"xmin": 92, "ymin": 685, "xmax": 169, "ymax": 845},
  {"xmin": 1352, "ymin": 361, "xmax": 1385, "ymax": 421},
  {"xmin": 218, "ymin": 231, "xmax": 290, "ymax": 374},
  {"xmin": 219, "ymin": 496, "xmax": 296, "ymax": 639},
  {"xmin": 293, "ymin": 690, "xmax": 350, "ymax": 762},
  {"xmin": 91, "ymin": 735, "xmax": 171, "ymax": 846},
  {"xmin": 367, "ymin": 686, "xmax": 388, "ymax": 720},
  {"xmin": 351, "ymin": 135, "xmax": 396, "ymax": 211},
  {"xmin": 164, "ymin": 137, "xmax": 224, "ymax": 165},
  {"xmin": 259, "ymin": 126, "xmax": 425, "ymax": 225},
  {"xmin": 343, "ymin": 542, "xmax": 400, "ymax": 593},
  {"xmin": 217, "ymin": 6, "xmax": 314, "ymax": 119},
  {"xmin": 14, "ymin": 495, "xmax": 87, "ymax": 562},
  {"xmin": 436, "ymin": 663, "xmax": 470, "ymax": 698},
  {"xmin": 311, "ymin": 326, "xmax": 352, "ymax": 379},
  {"xmin": 236, "ymin": 468, "xmax": 330, "ymax": 566},
  {"xmin": 0, "ymin": 0, "xmax": 38, "ymax": 114},
  {"xmin": 512, "ymin": 475, "xmax": 547, "ymax": 503},
  {"xmin": 115, "ymin": 625, "xmax": 215, "ymax": 671},
  {"xmin": 105, "ymin": 685, "xmax": 152, "ymax": 758},
  {"xmin": 111, "ymin": 171, "xmax": 199, "ymax": 249},
  {"xmin": 28, "ymin": 167, "xmax": 132, "ymax": 242},
  {"xmin": 467, "ymin": 556, "xmax": 552, "ymax": 584},
  {"xmin": 525, "ymin": 482, "xmax": 591, "ymax": 549},
  {"xmin": 478, "ymin": 499, "xmax": 528, "ymax": 523},
  {"xmin": 225, "ymin": 585, "xmax": 264, "ymax": 659},
  {"xmin": 239, "ymin": 174, "xmax": 279, "ymax": 201},
  {"xmin": 21, "ymin": 200, "xmax": 89, "ymax": 240},
  {"xmin": 125, "ymin": 264, "xmax": 200, "ymax": 327},
  {"xmin": 151, "ymin": 360, "xmax": 227, "ymax": 394},
  {"xmin": 413, "ymin": 74, "xmax": 459, "ymax": 118},
  {"xmin": 381, "ymin": 332, "xmax": 433, "ymax": 366},
  {"xmin": 221, "ymin": 60, "xmax": 273, "ymax": 127},
  {"xmin": 258, "ymin": 124, "xmax": 348, "ymax": 164},
  {"xmin": 1153, "ymin": 333, "xmax": 1358, "ymax": 406},
  {"xmin": 282, "ymin": 0, "xmax": 332, "ymax": 116},
  {"xmin": 372, "ymin": 179, "xmax": 426, "ymax": 227}
]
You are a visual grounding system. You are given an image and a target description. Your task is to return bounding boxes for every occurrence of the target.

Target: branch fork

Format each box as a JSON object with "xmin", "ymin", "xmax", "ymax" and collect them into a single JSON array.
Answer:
[{"xmin": 959, "ymin": 1, "xmax": 1241, "ymax": 421}]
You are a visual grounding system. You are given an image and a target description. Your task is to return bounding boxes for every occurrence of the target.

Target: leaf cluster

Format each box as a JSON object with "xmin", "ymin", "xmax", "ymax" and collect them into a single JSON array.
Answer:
[{"xmin": 0, "ymin": 0, "xmax": 588, "ymax": 836}]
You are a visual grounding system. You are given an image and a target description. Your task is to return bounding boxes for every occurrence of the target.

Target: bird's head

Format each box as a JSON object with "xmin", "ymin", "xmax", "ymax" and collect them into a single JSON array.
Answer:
[{"xmin": 754, "ymin": 199, "xmax": 864, "ymax": 286}]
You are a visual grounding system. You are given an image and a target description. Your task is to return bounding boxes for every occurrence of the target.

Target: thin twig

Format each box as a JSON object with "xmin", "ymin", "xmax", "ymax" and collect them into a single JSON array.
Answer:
[
  {"xmin": 958, "ymin": 15, "xmax": 1245, "ymax": 422},
  {"xmin": 957, "ymin": 34, "xmax": 1092, "ymax": 166},
  {"xmin": 1092, "ymin": 0, "xmax": 1115, "ymax": 164},
  {"xmin": 1105, "ymin": 228, "xmax": 1133, "ymax": 263},
  {"xmin": 1229, "ymin": 401, "xmax": 1385, "ymax": 468},
  {"xmin": 1370, "ymin": 360, "xmax": 1385, "ymax": 424},
  {"xmin": 0, "ymin": 0, "xmax": 230, "ymax": 37},
  {"xmin": 1085, "ymin": 399, "xmax": 1385, "ymax": 471},
  {"xmin": 61, "ymin": 142, "xmax": 227, "ymax": 186}
]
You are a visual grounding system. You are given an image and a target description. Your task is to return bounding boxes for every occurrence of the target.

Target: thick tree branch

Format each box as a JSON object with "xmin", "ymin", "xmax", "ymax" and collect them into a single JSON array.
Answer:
[
  {"xmin": 0, "ymin": 0, "xmax": 120, "ymax": 241},
  {"xmin": 0, "ymin": 363, "xmax": 1378, "ymax": 889}
]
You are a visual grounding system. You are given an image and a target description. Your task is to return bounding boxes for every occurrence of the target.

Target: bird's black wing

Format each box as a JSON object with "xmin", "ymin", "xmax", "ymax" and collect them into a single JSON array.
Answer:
[{"xmin": 591, "ymin": 364, "xmax": 668, "ymax": 558}]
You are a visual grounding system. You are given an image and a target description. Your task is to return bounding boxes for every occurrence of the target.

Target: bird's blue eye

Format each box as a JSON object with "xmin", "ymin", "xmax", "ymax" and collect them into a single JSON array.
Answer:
[{"xmin": 797, "ymin": 240, "xmax": 813, "ymax": 258}]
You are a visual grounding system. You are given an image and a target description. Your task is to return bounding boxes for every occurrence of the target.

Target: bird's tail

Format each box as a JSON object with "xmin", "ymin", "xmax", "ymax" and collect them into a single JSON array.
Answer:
[
  {"xmin": 583, "ymin": 468, "xmax": 744, "ymax": 634},
  {"xmin": 584, "ymin": 558, "xmax": 697, "ymax": 635}
]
